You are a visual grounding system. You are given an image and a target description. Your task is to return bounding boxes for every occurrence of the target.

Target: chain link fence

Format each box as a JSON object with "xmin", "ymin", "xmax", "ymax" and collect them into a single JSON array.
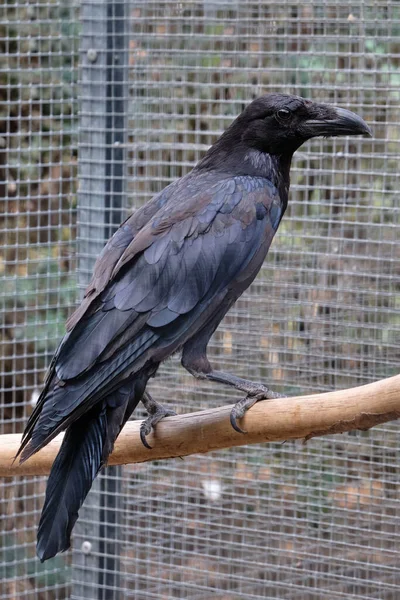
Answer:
[{"xmin": 1, "ymin": 0, "xmax": 400, "ymax": 598}]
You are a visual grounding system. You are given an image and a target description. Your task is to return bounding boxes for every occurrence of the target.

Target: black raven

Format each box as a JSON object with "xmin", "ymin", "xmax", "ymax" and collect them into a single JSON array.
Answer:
[{"xmin": 17, "ymin": 94, "xmax": 371, "ymax": 561}]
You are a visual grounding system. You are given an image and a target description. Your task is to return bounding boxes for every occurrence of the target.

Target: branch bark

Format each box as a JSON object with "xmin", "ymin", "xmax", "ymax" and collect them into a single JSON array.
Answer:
[{"xmin": 1, "ymin": 374, "xmax": 400, "ymax": 478}]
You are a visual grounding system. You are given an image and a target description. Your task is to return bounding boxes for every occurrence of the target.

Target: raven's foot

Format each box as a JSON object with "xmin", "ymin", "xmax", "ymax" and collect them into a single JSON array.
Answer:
[
  {"xmin": 140, "ymin": 392, "xmax": 177, "ymax": 449},
  {"xmin": 203, "ymin": 370, "xmax": 285, "ymax": 433},
  {"xmin": 230, "ymin": 387, "xmax": 286, "ymax": 434}
]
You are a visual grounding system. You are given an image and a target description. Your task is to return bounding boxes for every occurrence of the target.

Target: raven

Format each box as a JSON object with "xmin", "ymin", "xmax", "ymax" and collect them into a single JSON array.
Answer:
[{"xmin": 17, "ymin": 94, "xmax": 371, "ymax": 561}]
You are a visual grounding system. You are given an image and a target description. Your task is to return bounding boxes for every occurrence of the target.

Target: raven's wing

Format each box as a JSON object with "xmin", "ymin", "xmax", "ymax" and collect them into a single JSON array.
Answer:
[
  {"xmin": 19, "ymin": 174, "xmax": 283, "ymax": 460},
  {"xmin": 66, "ymin": 177, "xmax": 182, "ymax": 331}
]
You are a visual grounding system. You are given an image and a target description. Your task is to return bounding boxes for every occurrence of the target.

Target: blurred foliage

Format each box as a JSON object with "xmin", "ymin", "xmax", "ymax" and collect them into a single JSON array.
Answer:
[{"xmin": 0, "ymin": 0, "xmax": 78, "ymax": 419}]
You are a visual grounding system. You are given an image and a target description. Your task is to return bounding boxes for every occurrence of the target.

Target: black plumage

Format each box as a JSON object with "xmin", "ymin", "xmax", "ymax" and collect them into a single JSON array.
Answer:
[{"xmin": 17, "ymin": 93, "xmax": 371, "ymax": 561}]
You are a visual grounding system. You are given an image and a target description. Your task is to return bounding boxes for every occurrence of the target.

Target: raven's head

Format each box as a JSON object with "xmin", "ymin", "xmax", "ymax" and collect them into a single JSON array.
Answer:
[
  {"xmin": 196, "ymin": 93, "xmax": 371, "ymax": 176},
  {"xmin": 238, "ymin": 93, "xmax": 372, "ymax": 155}
]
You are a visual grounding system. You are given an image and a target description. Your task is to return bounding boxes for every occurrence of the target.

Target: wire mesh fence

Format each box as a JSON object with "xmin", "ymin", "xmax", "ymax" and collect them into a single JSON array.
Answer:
[
  {"xmin": 1, "ymin": 0, "xmax": 400, "ymax": 599},
  {"xmin": 1, "ymin": 0, "xmax": 79, "ymax": 597}
]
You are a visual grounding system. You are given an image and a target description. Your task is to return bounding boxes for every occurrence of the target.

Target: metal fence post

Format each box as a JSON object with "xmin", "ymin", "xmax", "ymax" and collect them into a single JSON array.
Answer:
[{"xmin": 72, "ymin": 1, "xmax": 127, "ymax": 598}]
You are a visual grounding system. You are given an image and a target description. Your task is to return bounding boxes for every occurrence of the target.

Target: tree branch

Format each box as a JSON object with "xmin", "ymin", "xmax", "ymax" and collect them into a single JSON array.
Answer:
[{"xmin": 1, "ymin": 374, "xmax": 400, "ymax": 478}]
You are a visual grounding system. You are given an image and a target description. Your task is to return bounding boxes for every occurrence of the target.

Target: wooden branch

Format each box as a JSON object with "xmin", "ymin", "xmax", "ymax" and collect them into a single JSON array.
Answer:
[{"xmin": 1, "ymin": 374, "xmax": 400, "ymax": 478}]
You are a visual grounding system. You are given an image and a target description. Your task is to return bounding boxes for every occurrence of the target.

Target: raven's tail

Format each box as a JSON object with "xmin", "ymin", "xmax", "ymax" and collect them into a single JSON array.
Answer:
[{"xmin": 36, "ymin": 377, "xmax": 146, "ymax": 562}]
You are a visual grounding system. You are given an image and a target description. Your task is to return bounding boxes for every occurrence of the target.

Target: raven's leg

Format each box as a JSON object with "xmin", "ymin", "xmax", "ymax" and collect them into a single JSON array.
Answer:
[
  {"xmin": 140, "ymin": 391, "xmax": 177, "ymax": 449},
  {"xmin": 190, "ymin": 369, "xmax": 284, "ymax": 434},
  {"xmin": 182, "ymin": 334, "xmax": 285, "ymax": 434},
  {"xmin": 216, "ymin": 373, "xmax": 285, "ymax": 433}
]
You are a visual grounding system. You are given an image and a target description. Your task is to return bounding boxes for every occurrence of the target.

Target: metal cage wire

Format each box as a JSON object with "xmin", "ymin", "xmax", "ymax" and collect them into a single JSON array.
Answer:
[
  {"xmin": 1, "ymin": 0, "xmax": 78, "ymax": 598},
  {"xmin": 1, "ymin": 1, "xmax": 400, "ymax": 599}
]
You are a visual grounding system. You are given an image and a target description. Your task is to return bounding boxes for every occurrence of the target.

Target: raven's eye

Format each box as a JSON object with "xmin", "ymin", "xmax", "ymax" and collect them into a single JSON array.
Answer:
[{"xmin": 276, "ymin": 108, "xmax": 291, "ymax": 121}]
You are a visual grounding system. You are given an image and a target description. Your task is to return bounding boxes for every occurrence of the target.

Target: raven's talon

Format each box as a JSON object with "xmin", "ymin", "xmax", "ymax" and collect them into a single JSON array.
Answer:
[
  {"xmin": 139, "ymin": 405, "xmax": 177, "ymax": 450},
  {"xmin": 229, "ymin": 388, "xmax": 286, "ymax": 434},
  {"xmin": 140, "ymin": 423, "xmax": 153, "ymax": 449},
  {"xmin": 230, "ymin": 394, "xmax": 260, "ymax": 434},
  {"xmin": 230, "ymin": 411, "xmax": 247, "ymax": 434}
]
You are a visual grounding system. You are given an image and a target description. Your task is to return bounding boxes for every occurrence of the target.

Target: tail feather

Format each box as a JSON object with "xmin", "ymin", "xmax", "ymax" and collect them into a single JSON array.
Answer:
[
  {"xmin": 36, "ymin": 404, "xmax": 108, "ymax": 561},
  {"xmin": 36, "ymin": 378, "xmax": 144, "ymax": 562}
]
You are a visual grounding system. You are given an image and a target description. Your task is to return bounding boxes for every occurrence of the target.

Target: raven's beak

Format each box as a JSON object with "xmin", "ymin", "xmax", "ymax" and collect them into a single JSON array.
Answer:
[{"xmin": 303, "ymin": 106, "xmax": 372, "ymax": 138}]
